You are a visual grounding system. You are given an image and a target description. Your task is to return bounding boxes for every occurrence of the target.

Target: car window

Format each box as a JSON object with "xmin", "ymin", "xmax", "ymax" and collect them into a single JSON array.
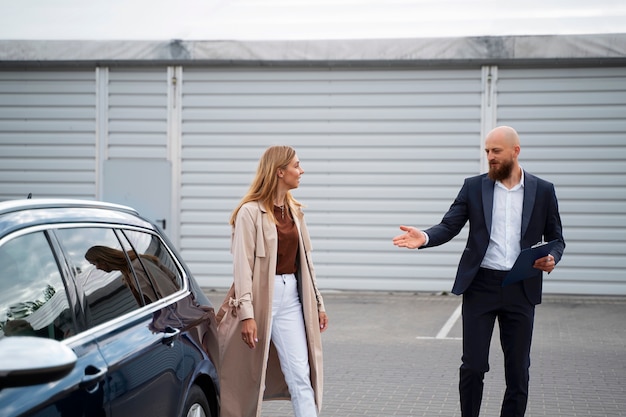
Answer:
[
  {"xmin": 0, "ymin": 231, "xmax": 74, "ymax": 341},
  {"xmin": 120, "ymin": 229, "xmax": 183, "ymax": 302},
  {"xmin": 55, "ymin": 227, "xmax": 141, "ymax": 329},
  {"xmin": 55, "ymin": 227, "xmax": 183, "ymax": 330}
]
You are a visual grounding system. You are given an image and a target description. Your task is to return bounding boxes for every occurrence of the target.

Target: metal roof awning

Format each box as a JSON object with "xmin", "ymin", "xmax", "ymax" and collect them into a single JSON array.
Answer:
[{"xmin": 1, "ymin": 33, "xmax": 625, "ymax": 68}]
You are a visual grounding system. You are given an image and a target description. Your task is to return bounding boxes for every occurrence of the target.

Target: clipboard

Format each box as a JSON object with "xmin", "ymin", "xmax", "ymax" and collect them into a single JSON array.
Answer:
[{"xmin": 502, "ymin": 240, "xmax": 558, "ymax": 287}]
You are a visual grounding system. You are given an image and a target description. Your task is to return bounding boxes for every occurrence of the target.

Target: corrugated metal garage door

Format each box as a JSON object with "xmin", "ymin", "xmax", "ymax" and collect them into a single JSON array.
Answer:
[
  {"xmin": 0, "ymin": 70, "xmax": 96, "ymax": 200},
  {"xmin": 496, "ymin": 67, "xmax": 626, "ymax": 295},
  {"xmin": 2, "ymin": 65, "xmax": 624, "ymax": 295},
  {"xmin": 179, "ymin": 68, "xmax": 484, "ymax": 291}
]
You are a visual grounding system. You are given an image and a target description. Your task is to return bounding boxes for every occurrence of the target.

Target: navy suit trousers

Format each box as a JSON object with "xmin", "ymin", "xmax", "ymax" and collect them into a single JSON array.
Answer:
[{"xmin": 460, "ymin": 268, "xmax": 535, "ymax": 417}]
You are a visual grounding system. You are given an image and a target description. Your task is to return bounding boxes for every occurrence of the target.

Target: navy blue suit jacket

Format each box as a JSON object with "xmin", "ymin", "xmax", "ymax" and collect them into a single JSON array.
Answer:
[{"xmin": 423, "ymin": 171, "xmax": 565, "ymax": 305}]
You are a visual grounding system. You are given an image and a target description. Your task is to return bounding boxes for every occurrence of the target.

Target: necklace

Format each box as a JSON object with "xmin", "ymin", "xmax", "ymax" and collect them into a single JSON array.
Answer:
[{"xmin": 275, "ymin": 204, "xmax": 285, "ymax": 219}]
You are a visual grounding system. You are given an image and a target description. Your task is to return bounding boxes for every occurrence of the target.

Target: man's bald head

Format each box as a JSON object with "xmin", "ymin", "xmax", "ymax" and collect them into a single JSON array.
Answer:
[
  {"xmin": 486, "ymin": 126, "xmax": 520, "ymax": 148},
  {"xmin": 484, "ymin": 126, "xmax": 522, "ymax": 183}
]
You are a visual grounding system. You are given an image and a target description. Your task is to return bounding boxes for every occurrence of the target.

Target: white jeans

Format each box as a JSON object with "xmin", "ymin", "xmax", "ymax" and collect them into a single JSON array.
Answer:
[{"xmin": 271, "ymin": 274, "xmax": 318, "ymax": 417}]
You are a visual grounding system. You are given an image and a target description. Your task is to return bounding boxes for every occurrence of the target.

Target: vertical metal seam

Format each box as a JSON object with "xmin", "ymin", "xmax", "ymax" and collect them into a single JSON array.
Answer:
[
  {"xmin": 480, "ymin": 65, "xmax": 498, "ymax": 174},
  {"xmin": 95, "ymin": 66, "xmax": 109, "ymax": 200}
]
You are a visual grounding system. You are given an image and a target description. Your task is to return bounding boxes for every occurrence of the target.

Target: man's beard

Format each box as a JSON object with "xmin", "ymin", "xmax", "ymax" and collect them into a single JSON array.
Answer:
[{"xmin": 488, "ymin": 158, "xmax": 514, "ymax": 182}]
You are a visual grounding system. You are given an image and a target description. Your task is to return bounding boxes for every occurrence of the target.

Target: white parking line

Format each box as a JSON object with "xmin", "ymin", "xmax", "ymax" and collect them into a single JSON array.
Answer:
[{"xmin": 416, "ymin": 303, "xmax": 463, "ymax": 340}]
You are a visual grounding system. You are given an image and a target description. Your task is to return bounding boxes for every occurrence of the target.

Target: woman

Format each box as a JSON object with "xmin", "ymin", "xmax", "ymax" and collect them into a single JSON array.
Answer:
[{"xmin": 216, "ymin": 145, "xmax": 329, "ymax": 417}]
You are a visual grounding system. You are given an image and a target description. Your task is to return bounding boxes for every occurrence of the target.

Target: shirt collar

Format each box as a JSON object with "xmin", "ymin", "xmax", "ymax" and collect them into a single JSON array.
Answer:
[{"xmin": 495, "ymin": 166, "xmax": 524, "ymax": 190}]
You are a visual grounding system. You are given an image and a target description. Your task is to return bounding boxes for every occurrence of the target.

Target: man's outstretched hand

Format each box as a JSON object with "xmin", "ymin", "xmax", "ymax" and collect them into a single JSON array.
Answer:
[{"xmin": 393, "ymin": 225, "xmax": 426, "ymax": 249}]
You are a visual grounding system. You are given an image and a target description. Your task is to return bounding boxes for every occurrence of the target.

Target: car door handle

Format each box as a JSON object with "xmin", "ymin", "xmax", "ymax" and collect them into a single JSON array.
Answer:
[
  {"xmin": 79, "ymin": 365, "xmax": 107, "ymax": 394},
  {"xmin": 162, "ymin": 326, "xmax": 181, "ymax": 347}
]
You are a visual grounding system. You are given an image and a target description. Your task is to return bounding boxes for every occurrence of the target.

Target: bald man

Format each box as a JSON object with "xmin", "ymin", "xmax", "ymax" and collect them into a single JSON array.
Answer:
[{"xmin": 393, "ymin": 126, "xmax": 565, "ymax": 417}]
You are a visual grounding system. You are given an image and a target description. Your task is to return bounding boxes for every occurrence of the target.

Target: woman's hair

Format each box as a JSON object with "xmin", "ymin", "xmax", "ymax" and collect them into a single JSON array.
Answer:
[
  {"xmin": 229, "ymin": 145, "xmax": 302, "ymax": 225},
  {"xmin": 85, "ymin": 246, "xmax": 160, "ymax": 269},
  {"xmin": 85, "ymin": 245, "xmax": 132, "ymax": 271}
]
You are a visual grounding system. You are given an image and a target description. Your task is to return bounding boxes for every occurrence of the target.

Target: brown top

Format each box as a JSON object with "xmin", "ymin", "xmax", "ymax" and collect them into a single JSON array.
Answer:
[{"xmin": 274, "ymin": 205, "xmax": 298, "ymax": 275}]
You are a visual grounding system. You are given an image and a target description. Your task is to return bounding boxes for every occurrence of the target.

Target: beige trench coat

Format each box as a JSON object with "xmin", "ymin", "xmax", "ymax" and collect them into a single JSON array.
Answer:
[{"xmin": 216, "ymin": 201, "xmax": 326, "ymax": 417}]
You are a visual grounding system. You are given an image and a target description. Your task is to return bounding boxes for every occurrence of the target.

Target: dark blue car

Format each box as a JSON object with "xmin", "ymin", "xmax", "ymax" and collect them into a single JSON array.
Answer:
[{"xmin": 0, "ymin": 199, "xmax": 220, "ymax": 417}]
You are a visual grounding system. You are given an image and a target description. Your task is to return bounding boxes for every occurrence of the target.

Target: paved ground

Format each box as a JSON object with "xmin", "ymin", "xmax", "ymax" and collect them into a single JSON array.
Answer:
[{"xmin": 204, "ymin": 289, "xmax": 626, "ymax": 417}]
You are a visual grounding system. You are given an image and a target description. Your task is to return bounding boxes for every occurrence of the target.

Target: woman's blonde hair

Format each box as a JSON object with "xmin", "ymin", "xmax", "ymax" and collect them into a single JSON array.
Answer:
[
  {"xmin": 85, "ymin": 245, "xmax": 133, "ymax": 272},
  {"xmin": 85, "ymin": 246, "xmax": 160, "ymax": 272},
  {"xmin": 229, "ymin": 145, "xmax": 302, "ymax": 225}
]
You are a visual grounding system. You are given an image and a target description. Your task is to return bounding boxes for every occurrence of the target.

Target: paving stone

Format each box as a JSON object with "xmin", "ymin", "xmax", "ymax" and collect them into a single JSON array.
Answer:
[{"xmin": 204, "ymin": 290, "xmax": 626, "ymax": 417}]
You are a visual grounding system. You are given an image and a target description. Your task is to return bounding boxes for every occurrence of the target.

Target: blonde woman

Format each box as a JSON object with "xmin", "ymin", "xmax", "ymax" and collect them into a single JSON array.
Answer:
[{"xmin": 216, "ymin": 145, "xmax": 328, "ymax": 417}]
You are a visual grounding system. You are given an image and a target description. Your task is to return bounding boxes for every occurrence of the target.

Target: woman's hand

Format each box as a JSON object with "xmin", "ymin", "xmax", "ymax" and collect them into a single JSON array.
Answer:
[
  {"xmin": 319, "ymin": 311, "xmax": 329, "ymax": 333},
  {"xmin": 241, "ymin": 318, "xmax": 258, "ymax": 349}
]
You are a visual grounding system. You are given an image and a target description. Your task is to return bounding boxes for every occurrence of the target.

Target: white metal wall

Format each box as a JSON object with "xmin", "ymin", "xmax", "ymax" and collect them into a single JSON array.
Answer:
[
  {"xmin": 496, "ymin": 67, "xmax": 626, "ymax": 295},
  {"xmin": 103, "ymin": 68, "xmax": 179, "ymax": 239},
  {"xmin": 106, "ymin": 68, "xmax": 170, "ymax": 159},
  {"xmin": 1, "ymin": 65, "xmax": 625, "ymax": 295},
  {"xmin": 178, "ymin": 68, "xmax": 484, "ymax": 290},
  {"xmin": 0, "ymin": 70, "xmax": 96, "ymax": 200}
]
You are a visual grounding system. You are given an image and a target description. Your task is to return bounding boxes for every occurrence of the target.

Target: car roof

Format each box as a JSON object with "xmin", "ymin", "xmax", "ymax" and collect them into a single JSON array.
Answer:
[
  {"xmin": 0, "ymin": 199, "xmax": 154, "ymax": 237},
  {"xmin": 0, "ymin": 199, "xmax": 137, "ymax": 215}
]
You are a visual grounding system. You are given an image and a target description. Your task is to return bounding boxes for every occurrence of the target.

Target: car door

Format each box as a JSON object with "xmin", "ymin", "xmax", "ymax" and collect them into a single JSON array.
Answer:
[
  {"xmin": 0, "ymin": 230, "xmax": 109, "ymax": 417},
  {"xmin": 55, "ymin": 226, "xmax": 185, "ymax": 417}
]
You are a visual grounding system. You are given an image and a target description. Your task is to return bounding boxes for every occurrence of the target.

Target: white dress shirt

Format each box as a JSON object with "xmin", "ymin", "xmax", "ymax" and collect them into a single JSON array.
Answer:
[{"xmin": 480, "ymin": 169, "xmax": 525, "ymax": 271}]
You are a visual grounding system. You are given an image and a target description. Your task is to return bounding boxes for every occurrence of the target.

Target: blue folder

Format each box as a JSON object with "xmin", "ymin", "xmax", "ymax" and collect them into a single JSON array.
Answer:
[{"xmin": 502, "ymin": 240, "xmax": 559, "ymax": 287}]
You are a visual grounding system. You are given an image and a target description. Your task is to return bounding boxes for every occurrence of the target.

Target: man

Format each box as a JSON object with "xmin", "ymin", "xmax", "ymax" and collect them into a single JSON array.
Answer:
[{"xmin": 393, "ymin": 126, "xmax": 565, "ymax": 417}]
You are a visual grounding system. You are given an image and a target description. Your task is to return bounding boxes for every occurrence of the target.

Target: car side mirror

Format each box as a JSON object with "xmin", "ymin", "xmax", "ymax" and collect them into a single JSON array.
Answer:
[{"xmin": 0, "ymin": 336, "xmax": 77, "ymax": 388}]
